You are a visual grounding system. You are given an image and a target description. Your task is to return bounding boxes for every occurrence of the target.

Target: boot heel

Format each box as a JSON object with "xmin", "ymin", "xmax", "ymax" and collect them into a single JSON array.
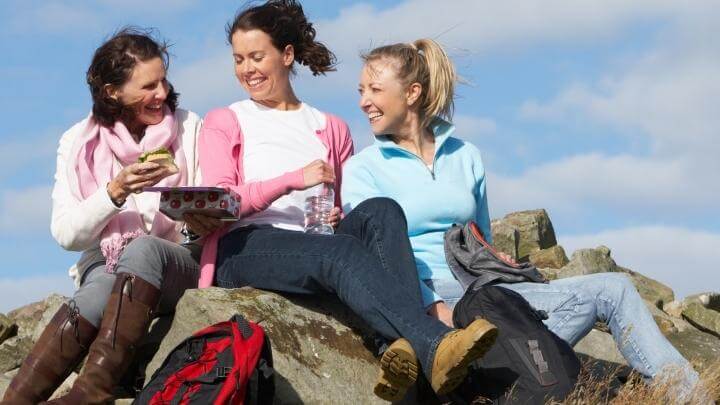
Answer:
[{"xmin": 374, "ymin": 338, "xmax": 419, "ymax": 401}]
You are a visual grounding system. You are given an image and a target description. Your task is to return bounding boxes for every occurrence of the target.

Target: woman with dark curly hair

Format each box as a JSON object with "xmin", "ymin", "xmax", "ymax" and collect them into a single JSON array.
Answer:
[
  {"xmin": 2, "ymin": 28, "xmax": 221, "ymax": 404},
  {"xmin": 198, "ymin": 0, "xmax": 499, "ymax": 401}
]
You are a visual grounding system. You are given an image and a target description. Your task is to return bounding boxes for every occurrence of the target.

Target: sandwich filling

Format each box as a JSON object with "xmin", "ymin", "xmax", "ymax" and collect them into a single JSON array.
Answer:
[{"xmin": 138, "ymin": 147, "xmax": 179, "ymax": 174}]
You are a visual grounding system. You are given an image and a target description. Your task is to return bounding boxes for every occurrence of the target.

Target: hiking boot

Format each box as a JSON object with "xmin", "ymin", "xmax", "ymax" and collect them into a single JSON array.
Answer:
[
  {"xmin": 2, "ymin": 303, "xmax": 97, "ymax": 405},
  {"xmin": 430, "ymin": 318, "xmax": 498, "ymax": 395},
  {"xmin": 374, "ymin": 338, "xmax": 419, "ymax": 401}
]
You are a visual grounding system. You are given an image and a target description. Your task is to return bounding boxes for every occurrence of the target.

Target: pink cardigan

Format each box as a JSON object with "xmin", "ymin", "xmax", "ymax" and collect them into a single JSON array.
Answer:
[{"xmin": 197, "ymin": 106, "xmax": 354, "ymax": 287}]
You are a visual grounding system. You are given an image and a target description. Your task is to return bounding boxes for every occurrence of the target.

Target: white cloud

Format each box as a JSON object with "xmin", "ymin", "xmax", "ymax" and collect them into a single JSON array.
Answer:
[
  {"xmin": 454, "ymin": 114, "xmax": 496, "ymax": 134},
  {"xmin": 0, "ymin": 132, "xmax": 58, "ymax": 179},
  {"xmin": 97, "ymin": 0, "xmax": 198, "ymax": 11},
  {"xmin": 0, "ymin": 186, "xmax": 53, "ymax": 234},
  {"xmin": 0, "ymin": 273, "xmax": 74, "ymax": 314},
  {"xmin": 505, "ymin": 0, "xmax": 719, "ymax": 224},
  {"xmin": 10, "ymin": 2, "xmax": 104, "ymax": 34},
  {"xmin": 487, "ymin": 152, "xmax": 718, "ymax": 221},
  {"xmin": 560, "ymin": 226, "xmax": 720, "ymax": 299},
  {"xmin": 520, "ymin": 49, "xmax": 720, "ymax": 158},
  {"xmin": 173, "ymin": 0, "xmax": 720, "ymax": 112}
]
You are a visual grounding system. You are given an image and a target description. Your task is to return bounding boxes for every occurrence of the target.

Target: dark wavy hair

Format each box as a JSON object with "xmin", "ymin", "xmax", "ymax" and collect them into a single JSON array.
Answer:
[
  {"xmin": 226, "ymin": 0, "xmax": 336, "ymax": 76},
  {"xmin": 86, "ymin": 27, "xmax": 178, "ymax": 127}
]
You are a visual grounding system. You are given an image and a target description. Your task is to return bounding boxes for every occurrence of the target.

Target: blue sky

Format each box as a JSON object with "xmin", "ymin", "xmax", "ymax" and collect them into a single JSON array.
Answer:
[{"xmin": 1, "ymin": 0, "xmax": 718, "ymax": 312}]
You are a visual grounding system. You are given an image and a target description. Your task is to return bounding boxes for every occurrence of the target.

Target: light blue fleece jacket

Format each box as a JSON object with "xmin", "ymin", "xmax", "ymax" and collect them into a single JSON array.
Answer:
[{"xmin": 342, "ymin": 117, "xmax": 492, "ymax": 307}]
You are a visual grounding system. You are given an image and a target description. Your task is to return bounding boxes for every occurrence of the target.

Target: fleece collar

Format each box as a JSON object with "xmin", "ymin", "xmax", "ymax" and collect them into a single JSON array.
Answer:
[{"xmin": 374, "ymin": 116, "xmax": 456, "ymax": 159}]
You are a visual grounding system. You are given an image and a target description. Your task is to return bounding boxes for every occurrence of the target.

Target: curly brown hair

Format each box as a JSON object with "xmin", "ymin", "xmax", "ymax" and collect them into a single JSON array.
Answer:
[
  {"xmin": 226, "ymin": 0, "xmax": 336, "ymax": 76},
  {"xmin": 86, "ymin": 27, "xmax": 178, "ymax": 127}
]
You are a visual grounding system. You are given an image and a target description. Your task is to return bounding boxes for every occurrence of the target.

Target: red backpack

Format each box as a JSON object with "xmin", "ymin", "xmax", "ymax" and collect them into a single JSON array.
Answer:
[{"xmin": 134, "ymin": 314, "xmax": 274, "ymax": 405}]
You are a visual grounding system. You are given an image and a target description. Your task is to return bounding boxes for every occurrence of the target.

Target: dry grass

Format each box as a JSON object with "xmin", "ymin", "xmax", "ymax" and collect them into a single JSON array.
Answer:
[{"xmin": 550, "ymin": 360, "xmax": 720, "ymax": 405}]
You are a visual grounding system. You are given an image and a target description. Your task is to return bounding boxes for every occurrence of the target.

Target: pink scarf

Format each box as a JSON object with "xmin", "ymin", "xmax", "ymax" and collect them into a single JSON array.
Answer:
[{"xmin": 67, "ymin": 106, "xmax": 188, "ymax": 272}]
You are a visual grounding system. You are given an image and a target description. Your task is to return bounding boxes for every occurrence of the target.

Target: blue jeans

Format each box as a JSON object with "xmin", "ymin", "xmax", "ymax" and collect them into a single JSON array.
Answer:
[
  {"xmin": 429, "ymin": 273, "xmax": 701, "ymax": 398},
  {"xmin": 216, "ymin": 198, "xmax": 448, "ymax": 377}
]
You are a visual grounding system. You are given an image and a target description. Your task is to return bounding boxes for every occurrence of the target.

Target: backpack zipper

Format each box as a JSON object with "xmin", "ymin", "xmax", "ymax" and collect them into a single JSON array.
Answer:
[{"xmin": 469, "ymin": 222, "xmax": 521, "ymax": 269}]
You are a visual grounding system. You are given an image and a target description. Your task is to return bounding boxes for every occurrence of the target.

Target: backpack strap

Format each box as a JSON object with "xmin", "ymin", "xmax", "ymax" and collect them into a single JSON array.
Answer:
[
  {"xmin": 231, "ymin": 314, "xmax": 254, "ymax": 340},
  {"xmin": 528, "ymin": 340, "xmax": 558, "ymax": 386}
]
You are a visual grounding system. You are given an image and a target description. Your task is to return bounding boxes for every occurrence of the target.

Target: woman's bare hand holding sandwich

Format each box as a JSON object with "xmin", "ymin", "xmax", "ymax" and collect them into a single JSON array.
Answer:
[{"xmin": 106, "ymin": 162, "xmax": 172, "ymax": 205}]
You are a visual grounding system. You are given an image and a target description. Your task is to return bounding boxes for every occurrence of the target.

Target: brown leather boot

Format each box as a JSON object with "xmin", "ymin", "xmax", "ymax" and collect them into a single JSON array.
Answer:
[
  {"xmin": 2, "ymin": 303, "xmax": 97, "ymax": 405},
  {"xmin": 46, "ymin": 273, "xmax": 160, "ymax": 405}
]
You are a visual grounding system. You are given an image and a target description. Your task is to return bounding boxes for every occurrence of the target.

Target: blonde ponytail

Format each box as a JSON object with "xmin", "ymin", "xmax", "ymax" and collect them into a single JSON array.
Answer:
[
  {"xmin": 413, "ymin": 39, "xmax": 456, "ymax": 125},
  {"xmin": 362, "ymin": 38, "xmax": 456, "ymax": 127}
]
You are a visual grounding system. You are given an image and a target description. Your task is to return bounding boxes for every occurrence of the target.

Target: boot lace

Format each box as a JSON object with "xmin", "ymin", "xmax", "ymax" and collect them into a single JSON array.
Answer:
[{"xmin": 56, "ymin": 299, "xmax": 81, "ymax": 352}]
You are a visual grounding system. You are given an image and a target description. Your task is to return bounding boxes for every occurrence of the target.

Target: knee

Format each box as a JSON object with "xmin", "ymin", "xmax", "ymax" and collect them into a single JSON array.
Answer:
[
  {"xmin": 120, "ymin": 235, "xmax": 162, "ymax": 262},
  {"xmin": 332, "ymin": 234, "xmax": 365, "ymax": 252},
  {"xmin": 355, "ymin": 197, "xmax": 407, "ymax": 224},
  {"xmin": 598, "ymin": 272, "xmax": 637, "ymax": 301}
]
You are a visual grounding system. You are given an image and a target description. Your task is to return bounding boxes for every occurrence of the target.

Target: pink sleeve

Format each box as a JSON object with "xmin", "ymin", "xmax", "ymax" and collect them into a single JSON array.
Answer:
[
  {"xmin": 199, "ymin": 108, "xmax": 305, "ymax": 217},
  {"xmin": 326, "ymin": 115, "xmax": 355, "ymax": 211}
]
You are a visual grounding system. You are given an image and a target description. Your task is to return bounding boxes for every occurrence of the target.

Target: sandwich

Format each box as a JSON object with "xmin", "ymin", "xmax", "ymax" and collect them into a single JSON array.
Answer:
[{"xmin": 138, "ymin": 147, "xmax": 179, "ymax": 174}]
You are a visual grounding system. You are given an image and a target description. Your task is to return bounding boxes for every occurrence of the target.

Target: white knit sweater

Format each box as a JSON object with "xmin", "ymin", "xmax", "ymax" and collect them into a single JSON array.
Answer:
[{"xmin": 50, "ymin": 109, "xmax": 202, "ymax": 284}]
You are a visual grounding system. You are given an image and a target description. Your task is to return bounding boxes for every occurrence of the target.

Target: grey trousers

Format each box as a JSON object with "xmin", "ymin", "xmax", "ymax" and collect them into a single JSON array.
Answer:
[{"xmin": 72, "ymin": 235, "xmax": 201, "ymax": 327}]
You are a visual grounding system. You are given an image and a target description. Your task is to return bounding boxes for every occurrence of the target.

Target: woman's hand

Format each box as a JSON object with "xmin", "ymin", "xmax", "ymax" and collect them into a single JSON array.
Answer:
[
  {"xmin": 497, "ymin": 251, "xmax": 517, "ymax": 264},
  {"xmin": 107, "ymin": 162, "xmax": 172, "ymax": 204},
  {"xmin": 328, "ymin": 206, "xmax": 341, "ymax": 229},
  {"xmin": 427, "ymin": 301, "xmax": 454, "ymax": 328},
  {"xmin": 183, "ymin": 213, "xmax": 223, "ymax": 237},
  {"xmin": 301, "ymin": 159, "xmax": 335, "ymax": 190}
]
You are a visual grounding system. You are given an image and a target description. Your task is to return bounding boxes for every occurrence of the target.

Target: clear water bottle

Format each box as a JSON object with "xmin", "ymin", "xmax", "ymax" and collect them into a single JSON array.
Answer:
[{"xmin": 304, "ymin": 184, "xmax": 334, "ymax": 235}]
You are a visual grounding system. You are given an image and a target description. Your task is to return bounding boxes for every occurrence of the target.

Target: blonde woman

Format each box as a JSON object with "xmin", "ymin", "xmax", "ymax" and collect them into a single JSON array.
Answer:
[{"xmin": 343, "ymin": 39, "xmax": 707, "ymax": 401}]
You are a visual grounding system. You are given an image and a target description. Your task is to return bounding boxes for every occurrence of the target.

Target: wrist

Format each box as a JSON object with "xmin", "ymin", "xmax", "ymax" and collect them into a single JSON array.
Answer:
[{"xmin": 106, "ymin": 181, "xmax": 126, "ymax": 207}]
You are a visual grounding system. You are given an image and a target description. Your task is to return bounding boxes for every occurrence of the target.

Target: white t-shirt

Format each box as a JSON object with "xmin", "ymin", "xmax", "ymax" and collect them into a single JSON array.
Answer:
[{"xmin": 228, "ymin": 100, "xmax": 328, "ymax": 231}]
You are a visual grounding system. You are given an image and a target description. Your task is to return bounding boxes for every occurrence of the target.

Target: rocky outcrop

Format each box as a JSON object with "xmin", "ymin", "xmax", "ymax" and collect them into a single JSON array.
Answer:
[
  {"xmin": 0, "ymin": 208, "xmax": 718, "ymax": 403},
  {"xmin": 492, "ymin": 209, "xmax": 557, "ymax": 261},
  {"xmin": 682, "ymin": 303, "xmax": 720, "ymax": 338},
  {"xmin": 0, "ymin": 314, "xmax": 16, "ymax": 344},
  {"xmin": 490, "ymin": 219, "xmax": 519, "ymax": 260},
  {"xmin": 684, "ymin": 292, "xmax": 720, "ymax": 312},
  {"xmin": 529, "ymin": 245, "xmax": 569, "ymax": 269},
  {"xmin": 619, "ymin": 266, "xmax": 675, "ymax": 308},
  {"xmin": 556, "ymin": 246, "xmax": 617, "ymax": 277},
  {"xmin": 145, "ymin": 287, "xmax": 384, "ymax": 404}
]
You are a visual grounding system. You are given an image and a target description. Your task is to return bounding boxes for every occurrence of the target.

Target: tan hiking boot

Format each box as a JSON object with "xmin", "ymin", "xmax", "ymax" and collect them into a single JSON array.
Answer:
[
  {"xmin": 374, "ymin": 338, "xmax": 419, "ymax": 401},
  {"xmin": 430, "ymin": 318, "xmax": 498, "ymax": 395}
]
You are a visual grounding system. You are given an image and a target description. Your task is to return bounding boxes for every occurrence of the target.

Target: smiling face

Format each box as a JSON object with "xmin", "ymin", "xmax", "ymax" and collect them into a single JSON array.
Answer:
[
  {"xmin": 358, "ymin": 59, "xmax": 418, "ymax": 136},
  {"xmin": 108, "ymin": 56, "xmax": 168, "ymax": 130},
  {"xmin": 230, "ymin": 29, "xmax": 294, "ymax": 105}
]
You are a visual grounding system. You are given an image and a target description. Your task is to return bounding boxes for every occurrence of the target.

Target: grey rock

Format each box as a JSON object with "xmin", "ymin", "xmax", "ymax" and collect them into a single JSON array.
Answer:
[
  {"xmin": 537, "ymin": 267, "xmax": 562, "ymax": 281},
  {"xmin": 556, "ymin": 246, "xmax": 617, "ymax": 278},
  {"xmin": 574, "ymin": 329, "xmax": 627, "ymax": 366},
  {"xmin": 617, "ymin": 266, "xmax": 674, "ymax": 308},
  {"xmin": 683, "ymin": 292, "xmax": 720, "ymax": 312},
  {"xmin": 663, "ymin": 300, "xmax": 684, "ymax": 318},
  {"xmin": 145, "ymin": 287, "xmax": 384, "ymax": 405},
  {"xmin": 644, "ymin": 300, "xmax": 678, "ymax": 335},
  {"xmin": 0, "ymin": 336, "xmax": 32, "ymax": 373},
  {"xmin": 501, "ymin": 209, "xmax": 558, "ymax": 261},
  {"xmin": 555, "ymin": 248, "xmax": 674, "ymax": 308},
  {"xmin": 528, "ymin": 245, "xmax": 569, "ymax": 269},
  {"xmin": 666, "ymin": 327, "xmax": 720, "ymax": 372},
  {"xmin": 490, "ymin": 219, "xmax": 519, "ymax": 260},
  {"xmin": 48, "ymin": 372, "xmax": 77, "ymax": 400},
  {"xmin": 0, "ymin": 314, "xmax": 17, "ymax": 345},
  {"xmin": 31, "ymin": 295, "xmax": 68, "ymax": 343},
  {"xmin": 8, "ymin": 294, "xmax": 67, "ymax": 340},
  {"xmin": 682, "ymin": 302, "xmax": 720, "ymax": 338}
]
